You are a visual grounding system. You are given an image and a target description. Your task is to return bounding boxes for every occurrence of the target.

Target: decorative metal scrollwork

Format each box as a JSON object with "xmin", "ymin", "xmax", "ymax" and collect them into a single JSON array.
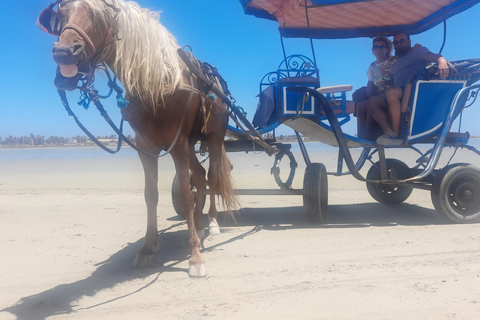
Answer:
[
  {"xmin": 260, "ymin": 71, "xmax": 289, "ymax": 86},
  {"xmin": 278, "ymin": 54, "xmax": 318, "ymax": 77},
  {"xmin": 464, "ymin": 85, "xmax": 479, "ymax": 109},
  {"xmin": 259, "ymin": 54, "xmax": 319, "ymax": 90}
]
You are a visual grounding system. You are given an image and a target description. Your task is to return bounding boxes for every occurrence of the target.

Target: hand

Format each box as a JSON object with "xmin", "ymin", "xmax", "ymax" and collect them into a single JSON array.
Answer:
[{"xmin": 437, "ymin": 57, "xmax": 449, "ymax": 80}]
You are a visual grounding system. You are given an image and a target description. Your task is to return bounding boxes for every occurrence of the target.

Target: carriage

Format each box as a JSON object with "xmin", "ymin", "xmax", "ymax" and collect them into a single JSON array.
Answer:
[
  {"xmin": 172, "ymin": 0, "xmax": 480, "ymax": 224},
  {"xmin": 38, "ymin": 0, "xmax": 480, "ymax": 277}
]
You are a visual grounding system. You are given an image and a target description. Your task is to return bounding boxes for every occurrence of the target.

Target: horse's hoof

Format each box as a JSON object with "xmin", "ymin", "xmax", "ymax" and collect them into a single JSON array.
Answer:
[
  {"xmin": 209, "ymin": 226, "xmax": 220, "ymax": 235},
  {"xmin": 197, "ymin": 228, "xmax": 206, "ymax": 239},
  {"xmin": 208, "ymin": 218, "xmax": 220, "ymax": 235},
  {"xmin": 132, "ymin": 253, "xmax": 153, "ymax": 269},
  {"xmin": 188, "ymin": 263, "xmax": 207, "ymax": 277}
]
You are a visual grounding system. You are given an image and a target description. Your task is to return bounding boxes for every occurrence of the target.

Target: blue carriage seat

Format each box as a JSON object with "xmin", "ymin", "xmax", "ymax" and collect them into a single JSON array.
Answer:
[{"xmin": 400, "ymin": 59, "xmax": 480, "ymax": 144}]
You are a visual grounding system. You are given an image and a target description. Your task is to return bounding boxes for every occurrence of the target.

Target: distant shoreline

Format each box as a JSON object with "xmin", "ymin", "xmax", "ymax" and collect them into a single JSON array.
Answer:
[
  {"xmin": 1, "ymin": 136, "xmax": 479, "ymax": 150},
  {"xmin": 0, "ymin": 143, "xmax": 112, "ymax": 150}
]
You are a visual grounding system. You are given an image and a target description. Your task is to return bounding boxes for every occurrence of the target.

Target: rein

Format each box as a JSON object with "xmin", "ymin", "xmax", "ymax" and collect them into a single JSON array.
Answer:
[{"xmin": 58, "ymin": 68, "xmax": 196, "ymax": 158}]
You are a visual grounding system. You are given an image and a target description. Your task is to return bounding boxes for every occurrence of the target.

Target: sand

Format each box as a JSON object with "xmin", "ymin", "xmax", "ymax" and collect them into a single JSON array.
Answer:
[{"xmin": 0, "ymin": 145, "xmax": 479, "ymax": 320}]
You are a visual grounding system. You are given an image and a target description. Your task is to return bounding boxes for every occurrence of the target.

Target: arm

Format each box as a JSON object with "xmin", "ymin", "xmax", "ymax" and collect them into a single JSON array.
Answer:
[{"xmin": 423, "ymin": 51, "xmax": 449, "ymax": 79}]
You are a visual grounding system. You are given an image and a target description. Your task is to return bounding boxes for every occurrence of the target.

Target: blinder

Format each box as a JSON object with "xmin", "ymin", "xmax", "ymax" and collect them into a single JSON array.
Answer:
[{"xmin": 37, "ymin": 0, "xmax": 64, "ymax": 36}]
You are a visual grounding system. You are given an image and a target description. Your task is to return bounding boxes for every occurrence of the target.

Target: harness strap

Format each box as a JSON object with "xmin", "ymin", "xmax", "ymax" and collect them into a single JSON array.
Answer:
[
  {"xmin": 63, "ymin": 23, "xmax": 96, "ymax": 55},
  {"xmin": 58, "ymin": 89, "xmax": 123, "ymax": 154},
  {"xmin": 58, "ymin": 74, "xmax": 197, "ymax": 158},
  {"xmin": 200, "ymin": 99, "xmax": 209, "ymax": 134},
  {"xmin": 177, "ymin": 48, "xmax": 277, "ymax": 155}
]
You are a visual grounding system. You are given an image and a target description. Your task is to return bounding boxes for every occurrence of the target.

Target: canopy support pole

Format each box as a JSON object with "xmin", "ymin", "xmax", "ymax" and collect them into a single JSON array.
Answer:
[
  {"xmin": 304, "ymin": 0, "xmax": 318, "ymax": 69},
  {"xmin": 280, "ymin": 31, "xmax": 289, "ymax": 72},
  {"xmin": 439, "ymin": 7, "xmax": 447, "ymax": 55}
]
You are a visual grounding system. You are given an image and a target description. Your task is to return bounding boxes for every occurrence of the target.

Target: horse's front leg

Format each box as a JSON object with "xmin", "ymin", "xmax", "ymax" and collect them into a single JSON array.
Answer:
[
  {"xmin": 133, "ymin": 151, "xmax": 160, "ymax": 268},
  {"xmin": 173, "ymin": 149, "xmax": 206, "ymax": 277}
]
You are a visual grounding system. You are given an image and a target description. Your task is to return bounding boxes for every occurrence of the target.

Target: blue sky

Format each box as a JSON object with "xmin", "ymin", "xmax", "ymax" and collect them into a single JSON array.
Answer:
[{"xmin": 1, "ymin": 0, "xmax": 479, "ymax": 138}]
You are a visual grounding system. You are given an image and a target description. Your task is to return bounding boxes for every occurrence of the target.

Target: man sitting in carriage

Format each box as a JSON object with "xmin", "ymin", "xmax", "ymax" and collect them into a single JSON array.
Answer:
[{"xmin": 367, "ymin": 31, "xmax": 450, "ymax": 144}]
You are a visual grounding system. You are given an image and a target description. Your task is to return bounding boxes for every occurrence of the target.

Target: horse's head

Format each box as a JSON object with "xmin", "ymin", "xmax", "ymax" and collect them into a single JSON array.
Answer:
[
  {"xmin": 38, "ymin": 0, "xmax": 114, "ymax": 90},
  {"xmin": 39, "ymin": 0, "xmax": 183, "ymax": 109}
]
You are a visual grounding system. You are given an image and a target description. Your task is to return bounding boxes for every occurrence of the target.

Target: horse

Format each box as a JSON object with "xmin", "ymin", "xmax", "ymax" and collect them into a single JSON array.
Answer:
[{"xmin": 38, "ymin": 0, "xmax": 238, "ymax": 277}]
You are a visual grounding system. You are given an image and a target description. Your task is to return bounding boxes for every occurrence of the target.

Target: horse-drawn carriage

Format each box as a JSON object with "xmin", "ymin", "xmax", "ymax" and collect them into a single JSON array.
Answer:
[{"xmin": 38, "ymin": 0, "xmax": 480, "ymax": 277}]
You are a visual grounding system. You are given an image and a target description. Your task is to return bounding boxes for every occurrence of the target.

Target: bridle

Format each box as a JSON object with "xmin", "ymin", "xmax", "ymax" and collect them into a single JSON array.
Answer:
[{"xmin": 38, "ymin": 0, "xmax": 120, "ymax": 69}]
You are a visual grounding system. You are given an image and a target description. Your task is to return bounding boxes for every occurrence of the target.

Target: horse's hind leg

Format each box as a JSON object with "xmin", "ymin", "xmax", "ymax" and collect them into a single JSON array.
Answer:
[
  {"xmin": 133, "ymin": 151, "xmax": 160, "ymax": 268},
  {"xmin": 172, "ymin": 146, "xmax": 206, "ymax": 277},
  {"xmin": 189, "ymin": 143, "xmax": 207, "ymax": 238},
  {"xmin": 206, "ymin": 135, "xmax": 224, "ymax": 235}
]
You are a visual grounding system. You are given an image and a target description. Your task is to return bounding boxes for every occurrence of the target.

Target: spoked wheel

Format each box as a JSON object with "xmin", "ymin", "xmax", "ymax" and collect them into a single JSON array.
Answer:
[
  {"xmin": 171, "ymin": 173, "xmax": 205, "ymax": 219},
  {"xmin": 366, "ymin": 159, "xmax": 413, "ymax": 205},
  {"xmin": 431, "ymin": 165, "xmax": 480, "ymax": 223},
  {"xmin": 303, "ymin": 163, "xmax": 328, "ymax": 223}
]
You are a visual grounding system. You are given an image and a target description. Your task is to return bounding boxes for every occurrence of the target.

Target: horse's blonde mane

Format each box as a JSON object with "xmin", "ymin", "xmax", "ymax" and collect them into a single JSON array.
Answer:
[{"xmin": 82, "ymin": 0, "xmax": 184, "ymax": 109}]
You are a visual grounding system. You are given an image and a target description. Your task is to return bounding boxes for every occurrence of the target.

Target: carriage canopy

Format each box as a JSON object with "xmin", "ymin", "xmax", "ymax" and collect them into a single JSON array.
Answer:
[{"xmin": 240, "ymin": 0, "xmax": 480, "ymax": 39}]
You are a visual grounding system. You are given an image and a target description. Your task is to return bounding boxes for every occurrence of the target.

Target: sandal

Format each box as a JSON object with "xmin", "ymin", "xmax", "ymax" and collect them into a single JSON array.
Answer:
[{"xmin": 376, "ymin": 134, "xmax": 403, "ymax": 146}]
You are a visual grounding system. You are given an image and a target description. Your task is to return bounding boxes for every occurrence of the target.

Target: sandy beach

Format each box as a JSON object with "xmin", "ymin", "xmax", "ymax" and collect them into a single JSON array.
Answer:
[{"xmin": 0, "ymin": 144, "xmax": 479, "ymax": 320}]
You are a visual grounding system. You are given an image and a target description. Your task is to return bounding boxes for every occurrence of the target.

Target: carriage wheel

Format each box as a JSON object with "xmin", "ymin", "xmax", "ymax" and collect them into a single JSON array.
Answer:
[
  {"xmin": 171, "ymin": 173, "xmax": 205, "ymax": 219},
  {"xmin": 431, "ymin": 165, "xmax": 480, "ymax": 223},
  {"xmin": 366, "ymin": 159, "xmax": 413, "ymax": 205},
  {"xmin": 303, "ymin": 163, "xmax": 328, "ymax": 223}
]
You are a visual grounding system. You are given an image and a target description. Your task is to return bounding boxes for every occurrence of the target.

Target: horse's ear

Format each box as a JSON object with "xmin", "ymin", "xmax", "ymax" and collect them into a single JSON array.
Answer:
[{"xmin": 37, "ymin": 6, "xmax": 62, "ymax": 36}]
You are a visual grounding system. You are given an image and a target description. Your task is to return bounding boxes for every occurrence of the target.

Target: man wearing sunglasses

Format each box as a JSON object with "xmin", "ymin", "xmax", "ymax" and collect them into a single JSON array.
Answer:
[{"xmin": 370, "ymin": 31, "xmax": 449, "ymax": 144}]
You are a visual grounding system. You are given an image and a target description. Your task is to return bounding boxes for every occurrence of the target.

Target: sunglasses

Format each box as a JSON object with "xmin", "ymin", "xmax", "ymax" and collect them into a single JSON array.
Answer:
[
  {"xmin": 372, "ymin": 45, "xmax": 386, "ymax": 50},
  {"xmin": 37, "ymin": 0, "xmax": 64, "ymax": 36},
  {"xmin": 393, "ymin": 39, "xmax": 407, "ymax": 46}
]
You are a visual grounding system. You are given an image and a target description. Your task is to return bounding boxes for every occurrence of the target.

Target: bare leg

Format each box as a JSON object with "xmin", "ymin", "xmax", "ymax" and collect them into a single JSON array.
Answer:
[
  {"xmin": 356, "ymin": 101, "xmax": 368, "ymax": 139},
  {"xmin": 365, "ymin": 107, "xmax": 378, "ymax": 141},
  {"xmin": 368, "ymin": 95, "xmax": 397, "ymax": 137},
  {"xmin": 133, "ymin": 150, "xmax": 160, "ymax": 268},
  {"xmin": 386, "ymin": 86, "xmax": 403, "ymax": 137}
]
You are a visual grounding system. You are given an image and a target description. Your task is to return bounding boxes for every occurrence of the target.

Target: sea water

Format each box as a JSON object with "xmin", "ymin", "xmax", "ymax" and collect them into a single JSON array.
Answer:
[{"xmin": 0, "ymin": 139, "xmax": 479, "ymax": 161}]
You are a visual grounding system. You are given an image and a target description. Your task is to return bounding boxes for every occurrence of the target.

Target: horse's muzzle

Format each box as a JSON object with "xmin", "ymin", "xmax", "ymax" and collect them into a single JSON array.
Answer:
[
  {"xmin": 52, "ymin": 42, "xmax": 85, "ymax": 65},
  {"xmin": 54, "ymin": 65, "xmax": 83, "ymax": 91}
]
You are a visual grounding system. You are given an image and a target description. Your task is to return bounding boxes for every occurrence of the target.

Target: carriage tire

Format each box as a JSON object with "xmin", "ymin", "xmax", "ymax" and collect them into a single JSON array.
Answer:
[
  {"xmin": 431, "ymin": 165, "xmax": 480, "ymax": 223},
  {"xmin": 171, "ymin": 173, "xmax": 205, "ymax": 219},
  {"xmin": 303, "ymin": 163, "xmax": 328, "ymax": 223},
  {"xmin": 366, "ymin": 159, "xmax": 413, "ymax": 205}
]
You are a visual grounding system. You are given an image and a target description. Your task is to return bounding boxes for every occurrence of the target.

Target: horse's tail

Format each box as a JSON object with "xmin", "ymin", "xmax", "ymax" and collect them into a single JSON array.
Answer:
[{"xmin": 217, "ymin": 144, "xmax": 240, "ymax": 217}]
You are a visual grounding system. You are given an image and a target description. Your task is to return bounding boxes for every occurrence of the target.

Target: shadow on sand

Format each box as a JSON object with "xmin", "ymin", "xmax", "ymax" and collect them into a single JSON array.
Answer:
[
  {"xmin": 2, "ymin": 202, "xmax": 447, "ymax": 319},
  {"xmin": 0, "ymin": 222, "xmax": 261, "ymax": 320},
  {"xmin": 213, "ymin": 202, "xmax": 449, "ymax": 230}
]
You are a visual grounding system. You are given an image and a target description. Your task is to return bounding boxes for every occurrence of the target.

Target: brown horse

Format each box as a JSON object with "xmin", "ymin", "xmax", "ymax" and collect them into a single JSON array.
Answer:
[{"xmin": 38, "ymin": 0, "xmax": 238, "ymax": 277}]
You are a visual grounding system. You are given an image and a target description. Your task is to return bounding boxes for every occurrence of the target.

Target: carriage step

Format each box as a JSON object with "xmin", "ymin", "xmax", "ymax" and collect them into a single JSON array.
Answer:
[
  {"xmin": 445, "ymin": 132, "xmax": 470, "ymax": 145},
  {"xmin": 419, "ymin": 132, "xmax": 470, "ymax": 145}
]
